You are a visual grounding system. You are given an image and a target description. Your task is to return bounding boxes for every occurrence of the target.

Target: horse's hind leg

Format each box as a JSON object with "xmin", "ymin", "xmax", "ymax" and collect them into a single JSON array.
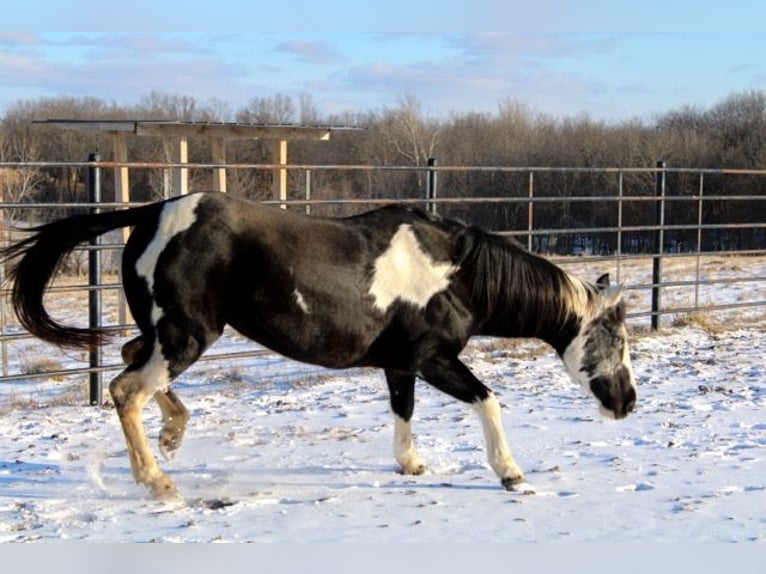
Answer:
[
  {"xmin": 420, "ymin": 354, "xmax": 526, "ymax": 490},
  {"xmin": 121, "ymin": 336, "xmax": 143, "ymax": 364},
  {"xmin": 154, "ymin": 388, "xmax": 189, "ymax": 461},
  {"xmin": 385, "ymin": 370, "xmax": 426, "ymax": 475},
  {"xmin": 109, "ymin": 361, "xmax": 178, "ymax": 499},
  {"xmin": 121, "ymin": 336, "xmax": 190, "ymax": 460}
]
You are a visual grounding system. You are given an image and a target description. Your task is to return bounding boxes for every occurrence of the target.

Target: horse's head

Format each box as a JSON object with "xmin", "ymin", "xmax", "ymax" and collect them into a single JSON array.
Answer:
[{"xmin": 562, "ymin": 274, "xmax": 637, "ymax": 420}]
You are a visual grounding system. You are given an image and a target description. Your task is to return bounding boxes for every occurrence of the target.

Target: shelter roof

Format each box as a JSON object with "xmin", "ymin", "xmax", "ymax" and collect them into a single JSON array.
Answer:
[{"xmin": 34, "ymin": 119, "xmax": 362, "ymax": 141}]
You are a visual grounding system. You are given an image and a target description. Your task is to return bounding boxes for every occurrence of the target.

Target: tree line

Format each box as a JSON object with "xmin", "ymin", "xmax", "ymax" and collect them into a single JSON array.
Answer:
[{"xmin": 1, "ymin": 89, "xmax": 764, "ymax": 254}]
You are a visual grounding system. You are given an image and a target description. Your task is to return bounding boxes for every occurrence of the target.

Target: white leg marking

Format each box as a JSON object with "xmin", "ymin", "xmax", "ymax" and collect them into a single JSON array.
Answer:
[
  {"xmin": 393, "ymin": 415, "xmax": 426, "ymax": 475},
  {"xmin": 109, "ymin": 343, "xmax": 176, "ymax": 499},
  {"xmin": 142, "ymin": 343, "xmax": 171, "ymax": 395},
  {"xmin": 369, "ymin": 224, "xmax": 457, "ymax": 312},
  {"xmin": 293, "ymin": 289, "xmax": 310, "ymax": 314},
  {"xmin": 135, "ymin": 194, "xmax": 203, "ymax": 295},
  {"xmin": 473, "ymin": 393, "xmax": 525, "ymax": 483}
]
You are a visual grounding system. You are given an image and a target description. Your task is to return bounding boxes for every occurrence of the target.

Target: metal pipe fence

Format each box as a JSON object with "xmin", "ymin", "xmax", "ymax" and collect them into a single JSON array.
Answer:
[{"xmin": 1, "ymin": 159, "xmax": 764, "ymax": 404}]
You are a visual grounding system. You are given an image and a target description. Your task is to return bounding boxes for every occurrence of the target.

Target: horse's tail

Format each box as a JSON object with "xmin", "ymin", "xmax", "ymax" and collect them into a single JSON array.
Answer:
[{"xmin": 0, "ymin": 202, "xmax": 164, "ymax": 349}]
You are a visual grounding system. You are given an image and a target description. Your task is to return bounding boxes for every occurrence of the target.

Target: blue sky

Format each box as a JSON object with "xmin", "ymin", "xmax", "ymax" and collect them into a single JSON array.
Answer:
[{"xmin": 2, "ymin": 3, "xmax": 765, "ymax": 123}]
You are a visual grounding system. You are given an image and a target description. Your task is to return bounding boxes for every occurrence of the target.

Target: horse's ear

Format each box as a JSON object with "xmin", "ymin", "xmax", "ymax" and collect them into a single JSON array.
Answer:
[{"xmin": 596, "ymin": 273, "xmax": 610, "ymax": 287}]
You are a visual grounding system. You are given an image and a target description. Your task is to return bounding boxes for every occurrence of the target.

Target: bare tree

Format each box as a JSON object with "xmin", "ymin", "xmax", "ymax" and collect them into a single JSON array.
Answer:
[
  {"xmin": 0, "ymin": 106, "xmax": 46, "ymax": 221},
  {"xmin": 1, "ymin": 88, "xmax": 764, "ymax": 251},
  {"xmin": 379, "ymin": 94, "xmax": 440, "ymax": 166},
  {"xmin": 237, "ymin": 93, "xmax": 296, "ymax": 124},
  {"xmin": 709, "ymin": 90, "xmax": 766, "ymax": 168},
  {"xmin": 299, "ymin": 93, "xmax": 321, "ymax": 125}
]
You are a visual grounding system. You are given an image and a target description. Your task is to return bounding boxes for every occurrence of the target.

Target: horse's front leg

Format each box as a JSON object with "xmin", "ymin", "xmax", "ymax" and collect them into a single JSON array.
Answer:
[
  {"xmin": 385, "ymin": 370, "xmax": 426, "ymax": 475},
  {"xmin": 154, "ymin": 388, "xmax": 190, "ymax": 461},
  {"xmin": 420, "ymin": 355, "xmax": 526, "ymax": 490},
  {"xmin": 109, "ymin": 370, "xmax": 178, "ymax": 500},
  {"xmin": 472, "ymin": 392, "xmax": 526, "ymax": 490}
]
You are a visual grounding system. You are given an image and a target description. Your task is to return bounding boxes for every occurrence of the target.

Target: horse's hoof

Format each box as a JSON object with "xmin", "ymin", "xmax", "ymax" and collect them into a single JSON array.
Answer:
[
  {"xmin": 506, "ymin": 481, "xmax": 536, "ymax": 494},
  {"xmin": 400, "ymin": 463, "xmax": 427, "ymax": 476},
  {"xmin": 398, "ymin": 457, "xmax": 427, "ymax": 476},
  {"xmin": 158, "ymin": 430, "xmax": 184, "ymax": 461},
  {"xmin": 501, "ymin": 475, "xmax": 528, "ymax": 491},
  {"xmin": 146, "ymin": 475, "xmax": 180, "ymax": 501}
]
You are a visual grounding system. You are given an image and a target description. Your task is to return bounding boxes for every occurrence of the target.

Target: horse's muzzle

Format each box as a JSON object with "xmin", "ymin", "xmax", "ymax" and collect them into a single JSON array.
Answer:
[
  {"xmin": 590, "ymin": 370, "xmax": 636, "ymax": 419},
  {"xmin": 615, "ymin": 386, "xmax": 637, "ymax": 419}
]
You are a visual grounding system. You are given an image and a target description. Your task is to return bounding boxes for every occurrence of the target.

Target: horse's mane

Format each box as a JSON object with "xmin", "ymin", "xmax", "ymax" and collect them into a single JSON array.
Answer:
[{"xmin": 455, "ymin": 224, "xmax": 595, "ymax": 346}]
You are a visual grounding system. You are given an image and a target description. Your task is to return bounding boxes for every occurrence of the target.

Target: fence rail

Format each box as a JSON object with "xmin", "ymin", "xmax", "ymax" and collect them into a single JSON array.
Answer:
[{"xmin": 1, "ymin": 159, "xmax": 764, "ymax": 404}]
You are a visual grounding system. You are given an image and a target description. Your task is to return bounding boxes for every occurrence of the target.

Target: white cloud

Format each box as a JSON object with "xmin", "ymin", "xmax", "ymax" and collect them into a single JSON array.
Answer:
[
  {"xmin": 0, "ymin": 32, "xmax": 763, "ymax": 122},
  {"xmin": 0, "ymin": 33, "xmax": 42, "ymax": 46},
  {"xmin": 275, "ymin": 40, "xmax": 344, "ymax": 65}
]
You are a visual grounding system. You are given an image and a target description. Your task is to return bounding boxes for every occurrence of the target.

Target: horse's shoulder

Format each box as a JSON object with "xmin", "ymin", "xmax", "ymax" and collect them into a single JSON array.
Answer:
[{"xmin": 352, "ymin": 204, "xmax": 464, "ymax": 234}]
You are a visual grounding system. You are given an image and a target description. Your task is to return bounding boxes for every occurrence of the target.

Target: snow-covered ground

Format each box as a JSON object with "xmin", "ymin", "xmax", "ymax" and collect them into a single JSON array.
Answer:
[{"xmin": 0, "ymin": 256, "xmax": 764, "ymax": 542}]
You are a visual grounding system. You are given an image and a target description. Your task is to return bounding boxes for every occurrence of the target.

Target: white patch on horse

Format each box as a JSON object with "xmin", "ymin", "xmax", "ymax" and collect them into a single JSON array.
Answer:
[
  {"xmin": 393, "ymin": 415, "xmax": 425, "ymax": 474},
  {"xmin": 293, "ymin": 289, "xmax": 310, "ymax": 314},
  {"xmin": 135, "ymin": 194, "xmax": 203, "ymax": 325},
  {"xmin": 369, "ymin": 224, "xmax": 457, "ymax": 312},
  {"xmin": 142, "ymin": 342, "xmax": 171, "ymax": 394},
  {"xmin": 560, "ymin": 275, "xmax": 610, "ymax": 393},
  {"xmin": 562, "ymin": 329, "xmax": 589, "ymax": 392}
]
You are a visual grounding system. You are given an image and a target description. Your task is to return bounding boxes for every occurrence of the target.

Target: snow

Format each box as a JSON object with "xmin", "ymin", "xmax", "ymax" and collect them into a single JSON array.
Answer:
[{"xmin": 0, "ymin": 256, "xmax": 765, "ymax": 542}]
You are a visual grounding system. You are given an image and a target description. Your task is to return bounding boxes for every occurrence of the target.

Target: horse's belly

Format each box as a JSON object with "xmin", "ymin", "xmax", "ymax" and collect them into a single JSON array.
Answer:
[{"xmin": 229, "ymin": 302, "xmax": 383, "ymax": 369}]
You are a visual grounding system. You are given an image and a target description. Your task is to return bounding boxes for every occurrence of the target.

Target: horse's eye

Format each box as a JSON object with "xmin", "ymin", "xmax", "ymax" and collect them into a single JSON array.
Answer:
[{"xmin": 612, "ymin": 335, "xmax": 624, "ymax": 349}]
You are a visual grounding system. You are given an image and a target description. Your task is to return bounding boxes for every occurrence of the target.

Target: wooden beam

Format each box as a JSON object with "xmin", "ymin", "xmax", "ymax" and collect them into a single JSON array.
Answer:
[
  {"xmin": 35, "ymin": 119, "xmax": 349, "ymax": 142},
  {"xmin": 211, "ymin": 137, "xmax": 227, "ymax": 193},
  {"xmin": 272, "ymin": 139, "xmax": 288, "ymax": 208},
  {"xmin": 35, "ymin": 120, "xmax": 139, "ymax": 132},
  {"xmin": 135, "ymin": 122, "xmax": 332, "ymax": 141}
]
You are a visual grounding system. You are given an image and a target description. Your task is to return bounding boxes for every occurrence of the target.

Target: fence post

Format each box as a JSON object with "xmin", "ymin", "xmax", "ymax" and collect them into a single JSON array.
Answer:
[
  {"xmin": 651, "ymin": 160, "xmax": 666, "ymax": 331},
  {"xmin": 426, "ymin": 157, "xmax": 438, "ymax": 214},
  {"xmin": 88, "ymin": 153, "xmax": 103, "ymax": 405},
  {"xmin": 694, "ymin": 172, "xmax": 704, "ymax": 311},
  {"xmin": 616, "ymin": 170, "xmax": 624, "ymax": 283},
  {"xmin": 528, "ymin": 171, "xmax": 535, "ymax": 251}
]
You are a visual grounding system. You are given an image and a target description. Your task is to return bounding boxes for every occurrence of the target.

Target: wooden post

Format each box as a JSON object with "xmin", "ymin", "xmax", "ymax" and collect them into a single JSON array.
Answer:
[
  {"xmin": 113, "ymin": 132, "xmax": 130, "ymax": 205},
  {"xmin": 175, "ymin": 136, "xmax": 189, "ymax": 196},
  {"xmin": 165, "ymin": 136, "xmax": 189, "ymax": 196},
  {"xmin": 272, "ymin": 139, "xmax": 288, "ymax": 208},
  {"xmin": 211, "ymin": 137, "xmax": 227, "ymax": 193},
  {"xmin": 162, "ymin": 139, "xmax": 172, "ymax": 198},
  {"xmin": 112, "ymin": 132, "xmax": 132, "ymax": 331}
]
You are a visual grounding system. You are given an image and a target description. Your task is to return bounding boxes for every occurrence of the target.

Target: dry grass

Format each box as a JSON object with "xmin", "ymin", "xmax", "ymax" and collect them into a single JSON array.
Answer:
[
  {"xmin": 468, "ymin": 337, "xmax": 550, "ymax": 361},
  {"xmin": 0, "ymin": 381, "xmax": 83, "ymax": 414},
  {"xmin": 19, "ymin": 356, "xmax": 66, "ymax": 379},
  {"xmin": 670, "ymin": 312, "xmax": 727, "ymax": 334}
]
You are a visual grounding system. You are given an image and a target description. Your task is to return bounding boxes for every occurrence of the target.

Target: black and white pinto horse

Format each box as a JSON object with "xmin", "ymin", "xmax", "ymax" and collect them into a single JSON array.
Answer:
[{"xmin": 0, "ymin": 192, "xmax": 636, "ymax": 499}]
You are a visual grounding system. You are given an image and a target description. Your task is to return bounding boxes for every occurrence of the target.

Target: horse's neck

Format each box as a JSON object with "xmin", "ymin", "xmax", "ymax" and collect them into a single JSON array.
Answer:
[{"xmin": 476, "ymin": 251, "xmax": 588, "ymax": 354}]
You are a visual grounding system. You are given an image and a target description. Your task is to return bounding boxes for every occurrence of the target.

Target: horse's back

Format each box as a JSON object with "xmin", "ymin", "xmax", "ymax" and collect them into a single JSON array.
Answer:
[
  {"xmin": 217, "ymin": 201, "xmax": 442, "ymax": 366},
  {"xmin": 122, "ymin": 193, "xmax": 469, "ymax": 370}
]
